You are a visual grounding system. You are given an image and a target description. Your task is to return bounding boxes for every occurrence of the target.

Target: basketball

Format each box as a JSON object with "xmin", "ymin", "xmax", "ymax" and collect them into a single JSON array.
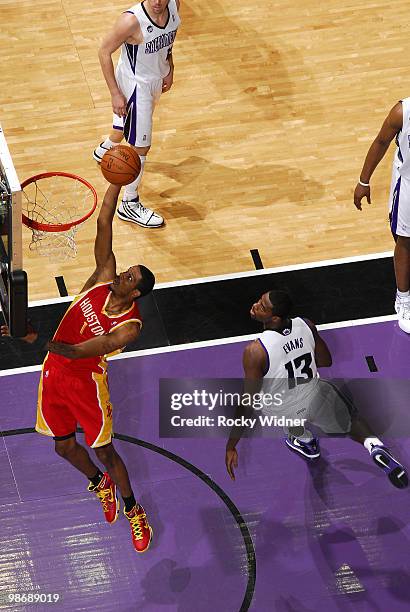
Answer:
[{"xmin": 100, "ymin": 145, "xmax": 141, "ymax": 186}]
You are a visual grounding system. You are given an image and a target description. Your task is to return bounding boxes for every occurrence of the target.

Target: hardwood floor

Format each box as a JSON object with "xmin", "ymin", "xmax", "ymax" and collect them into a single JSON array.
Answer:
[{"xmin": 1, "ymin": 0, "xmax": 407, "ymax": 300}]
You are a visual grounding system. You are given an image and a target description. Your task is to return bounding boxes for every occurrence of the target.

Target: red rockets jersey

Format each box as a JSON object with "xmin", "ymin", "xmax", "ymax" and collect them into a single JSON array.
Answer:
[{"xmin": 46, "ymin": 282, "xmax": 142, "ymax": 373}]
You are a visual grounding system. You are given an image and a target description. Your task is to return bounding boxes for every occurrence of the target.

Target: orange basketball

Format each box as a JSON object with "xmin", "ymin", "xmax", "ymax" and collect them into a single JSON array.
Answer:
[{"xmin": 100, "ymin": 145, "xmax": 141, "ymax": 186}]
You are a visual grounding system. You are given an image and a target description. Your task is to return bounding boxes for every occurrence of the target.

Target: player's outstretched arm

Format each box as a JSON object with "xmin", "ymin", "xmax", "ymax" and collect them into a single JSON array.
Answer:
[
  {"xmin": 225, "ymin": 341, "xmax": 266, "ymax": 480},
  {"xmin": 80, "ymin": 183, "xmax": 122, "ymax": 292},
  {"xmin": 354, "ymin": 102, "xmax": 403, "ymax": 211},
  {"xmin": 47, "ymin": 321, "xmax": 140, "ymax": 360}
]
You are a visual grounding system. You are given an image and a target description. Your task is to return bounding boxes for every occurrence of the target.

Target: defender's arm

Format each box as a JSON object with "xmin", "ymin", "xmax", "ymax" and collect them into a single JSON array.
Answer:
[
  {"xmin": 225, "ymin": 341, "xmax": 266, "ymax": 480},
  {"xmin": 354, "ymin": 102, "xmax": 403, "ymax": 210}
]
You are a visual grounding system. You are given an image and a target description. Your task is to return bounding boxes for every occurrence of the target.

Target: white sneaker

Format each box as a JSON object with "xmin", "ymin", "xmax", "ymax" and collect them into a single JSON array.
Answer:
[
  {"xmin": 93, "ymin": 142, "xmax": 113, "ymax": 163},
  {"xmin": 117, "ymin": 198, "xmax": 164, "ymax": 228},
  {"xmin": 395, "ymin": 298, "xmax": 410, "ymax": 333}
]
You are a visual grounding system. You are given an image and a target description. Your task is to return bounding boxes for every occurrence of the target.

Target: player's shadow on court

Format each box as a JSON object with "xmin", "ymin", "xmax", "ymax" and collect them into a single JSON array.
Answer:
[
  {"xmin": 141, "ymin": 155, "xmax": 325, "ymax": 278},
  {"xmin": 304, "ymin": 461, "xmax": 381, "ymax": 610},
  {"xmin": 146, "ymin": 156, "xmax": 325, "ymax": 220},
  {"xmin": 140, "ymin": 557, "xmax": 233, "ymax": 612},
  {"xmin": 305, "ymin": 457, "xmax": 410, "ymax": 608},
  {"xmin": 139, "ymin": 508, "xmax": 249, "ymax": 611}
]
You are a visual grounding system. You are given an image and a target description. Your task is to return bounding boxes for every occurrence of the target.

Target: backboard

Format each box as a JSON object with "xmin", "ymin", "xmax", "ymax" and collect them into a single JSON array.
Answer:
[{"xmin": 0, "ymin": 125, "xmax": 27, "ymax": 336}]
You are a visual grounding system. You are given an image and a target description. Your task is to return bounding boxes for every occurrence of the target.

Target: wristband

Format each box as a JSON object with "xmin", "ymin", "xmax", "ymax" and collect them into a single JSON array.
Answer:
[{"xmin": 359, "ymin": 180, "xmax": 370, "ymax": 187}]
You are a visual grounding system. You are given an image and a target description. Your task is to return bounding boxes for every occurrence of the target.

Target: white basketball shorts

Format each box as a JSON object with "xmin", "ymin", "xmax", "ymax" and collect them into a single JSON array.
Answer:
[
  {"xmin": 389, "ymin": 166, "xmax": 410, "ymax": 237},
  {"xmin": 113, "ymin": 70, "xmax": 163, "ymax": 148}
]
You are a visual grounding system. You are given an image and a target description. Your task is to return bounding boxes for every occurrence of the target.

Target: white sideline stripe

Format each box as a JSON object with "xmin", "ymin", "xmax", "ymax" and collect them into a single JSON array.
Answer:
[
  {"xmin": 29, "ymin": 296, "xmax": 72, "ymax": 307},
  {"xmin": 0, "ymin": 364, "xmax": 42, "ymax": 377},
  {"xmin": 0, "ymin": 313, "xmax": 397, "ymax": 378},
  {"xmin": 318, "ymin": 313, "xmax": 396, "ymax": 330},
  {"xmin": 27, "ymin": 251, "xmax": 393, "ymax": 307},
  {"xmin": 155, "ymin": 251, "xmax": 393, "ymax": 289}
]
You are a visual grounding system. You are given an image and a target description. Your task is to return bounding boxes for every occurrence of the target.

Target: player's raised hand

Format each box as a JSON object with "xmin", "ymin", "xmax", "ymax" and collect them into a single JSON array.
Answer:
[
  {"xmin": 225, "ymin": 448, "xmax": 238, "ymax": 480},
  {"xmin": 354, "ymin": 183, "xmax": 371, "ymax": 211},
  {"xmin": 111, "ymin": 91, "xmax": 127, "ymax": 118}
]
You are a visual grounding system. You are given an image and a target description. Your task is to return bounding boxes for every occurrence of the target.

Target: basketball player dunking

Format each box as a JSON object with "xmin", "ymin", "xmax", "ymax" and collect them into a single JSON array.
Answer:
[
  {"xmin": 94, "ymin": 0, "xmax": 181, "ymax": 228},
  {"xmin": 225, "ymin": 290, "xmax": 408, "ymax": 489},
  {"xmin": 36, "ymin": 183, "xmax": 155, "ymax": 552}
]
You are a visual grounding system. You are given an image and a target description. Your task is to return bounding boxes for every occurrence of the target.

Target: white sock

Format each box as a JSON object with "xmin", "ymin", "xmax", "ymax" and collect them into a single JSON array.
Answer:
[
  {"xmin": 101, "ymin": 137, "xmax": 119, "ymax": 149},
  {"xmin": 298, "ymin": 428, "xmax": 314, "ymax": 443},
  {"xmin": 363, "ymin": 437, "xmax": 383, "ymax": 454},
  {"xmin": 284, "ymin": 426, "xmax": 313, "ymax": 442},
  {"xmin": 396, "ymin": 290, "xmax": 410, "ymax": 300},
  {"xmin": 123, "ymin": 155, "xmax": 146, "ymax": 201}
]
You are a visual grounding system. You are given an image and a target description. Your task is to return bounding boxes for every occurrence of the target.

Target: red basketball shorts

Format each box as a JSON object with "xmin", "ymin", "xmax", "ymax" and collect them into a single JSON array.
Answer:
[{"xmin": 35, "ymin": 359, "xmax": 113, "ymax": 448}]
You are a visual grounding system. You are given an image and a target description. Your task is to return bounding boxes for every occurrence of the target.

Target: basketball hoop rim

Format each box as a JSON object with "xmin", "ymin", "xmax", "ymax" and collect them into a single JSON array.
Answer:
[{"xmin": 21, "ymin": 171, "xmax": 98, "ymax": 232}]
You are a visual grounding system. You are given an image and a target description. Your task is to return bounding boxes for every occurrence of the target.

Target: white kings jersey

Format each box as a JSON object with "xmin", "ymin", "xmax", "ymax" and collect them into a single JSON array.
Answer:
[
  {"xmin": 118, "ymin": 0, "xmax": 180, "ymax": 82},
  {"xmin": 393, "ymin": 97, "xmax": 410, "ymax": 180},
  {"xmin": 258, "ymin": 317, "xmax": 319, "ymax": 412}
]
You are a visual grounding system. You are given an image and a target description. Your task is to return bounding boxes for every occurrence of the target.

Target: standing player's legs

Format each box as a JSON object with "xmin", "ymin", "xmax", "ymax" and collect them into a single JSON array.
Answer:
[
  {"xmin": 288, "ymin": 380, "xmax": 408, "ymax": 488},
  {"xmin": 389, "ymin": 172, "xmax": 410, "ymax": 332},
  {"xmin": 118, "ymin": 79, "xmax": 163, "ymax": 227},
  {"xmin": 95, "ymin": 78, "xmax": 164, "ymax": 228},
  {"xmin": 93, "ymin": 128, "xmax": 124, "ymax": 162}
]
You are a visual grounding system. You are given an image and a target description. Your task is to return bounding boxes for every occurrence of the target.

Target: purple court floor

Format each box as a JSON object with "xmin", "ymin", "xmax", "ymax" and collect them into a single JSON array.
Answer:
[{"xmin": 2, "ymin": 319, "xmax": 410, "ymax": 611}]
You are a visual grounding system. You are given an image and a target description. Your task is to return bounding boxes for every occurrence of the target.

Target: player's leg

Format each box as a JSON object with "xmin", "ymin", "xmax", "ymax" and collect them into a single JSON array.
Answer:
[
  {"xmin": 75, "ymin": 372, "xmax": 152, "ymax": 551},
  {"xmin": 116, "ymin": 79, "xmax": 164, "ymax": 228},
  {"xmin": 389, "ymin": 173, "xmax": 410, "ymax": 332},
  {"xmin": 93, "ymin": 70, "xmax": 131, "ymax": 162},
  {"xmin": 65, "ymin": 371, "xmax": 120, "ymax": 525},
  {"xmin": 393, "ymin": 236, "xmax": 410, "ymax": 332},
  {"xmin": 121, "ymin": 143, "xmax": 150, "ymax": 202},
  {"xmin": 54, "ymin": 433, "xmax": 101, "ymax": 480},
  {"xmin": 308, "ymin": 380, "xmax": 408, "ymax": 489},
  {"xmin": 94, "ymin": 442, "xmax": 133, "ymax": 498},
  {"xmin": 93, "ymin": 128, "xmax": 124, "ymax": 162},
  {"xmin": 93, "ymin": 443, "xmax": 152, "ymax": 553},
  {"xmin": 349, "ymin": 413, "xmax": 408, "ymax": 489},
  {"xmin": 283, "ymin": 379, "xmax": 321, "ymax": 459},
  {"xmin": 94, "ymin": 67, "xmax": 133, "ymax": 161},
  {"xmin": 285, "ymin": 424, "xmax": 320, "ymax": 460},
  {"xmin": 35, "ymin": 362, "xmax": 108, "ymax": 492}
]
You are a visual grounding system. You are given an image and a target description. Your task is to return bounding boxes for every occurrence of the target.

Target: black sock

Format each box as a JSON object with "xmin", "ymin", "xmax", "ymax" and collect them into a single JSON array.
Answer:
[
  {"xmin": 89, "ymin": 469, "xmax": 104, "ymax": 488},
  {"xmin": 123, "ymin": 493, "xmax": 136, "ymax": 513}
]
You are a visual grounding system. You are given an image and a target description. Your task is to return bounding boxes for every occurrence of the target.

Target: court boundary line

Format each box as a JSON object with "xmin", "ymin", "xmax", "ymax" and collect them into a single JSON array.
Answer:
[
  {"xmin": 27, "ymin": 251, "xmax": 393, "ymax": 307},
  {"xmin": 0, "ymin": 313, "xmax": 397, "ymax": 378},
  {"xmin": 0, "ymin": 427, "xmax": 256, "ymax": 612}
]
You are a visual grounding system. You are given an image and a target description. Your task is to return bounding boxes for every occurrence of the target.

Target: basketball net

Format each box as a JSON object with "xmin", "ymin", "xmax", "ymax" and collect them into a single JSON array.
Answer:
[{"xmin": 21, "ymin": 173, "xmax": 97, "ymax": 260}]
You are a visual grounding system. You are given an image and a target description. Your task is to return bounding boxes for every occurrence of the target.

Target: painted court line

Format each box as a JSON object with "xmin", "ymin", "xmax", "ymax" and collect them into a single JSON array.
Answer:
[
  {"xmin": 0, "ymin": 313, "xmax": 398, "ymax": 378},
  {"xmin": 27, "ymin": 251, "xmax": 393, "ymax": 307}
]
